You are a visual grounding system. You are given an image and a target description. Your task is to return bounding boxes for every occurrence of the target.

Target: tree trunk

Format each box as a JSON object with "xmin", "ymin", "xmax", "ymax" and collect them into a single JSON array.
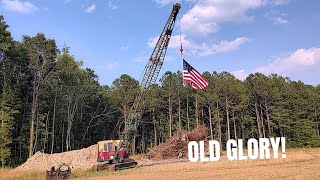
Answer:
[
  {"xmin": 159, "ymin": 116, "xmax": 162, "ymax": 145},
  {"xmin": 66, "ymin": 100, "xmax": 71, "ymax": 151},
  {"xmin": 29, "ymin": 72, "xmax": 38, "ymax": 157},
  {"xmin": 208, "ymin": 105, "xmax": 213, "ymax": 140},
  {"xmin": 118, "ymin": 125, "xmax": 121, "ymax": 141},
  {"xmin": 132, "ymin": 134, "xmax": 136, "ymax": 155},
  {"xmin": 225, "ymin": 97, "xmax": 230, "ymax": 140},
  {"xmin": 260, "ymin": 105, "xmax": 266, "ymax": 138},
  {"xmin": 66, "ymin": 96, "xmax": 77, "ymax": 151},
  {"xmin": 141, "ymin": 130, "xmax": 145, "ymax": 154},
  {"xmin": 33, "ymin": 111, "xmax": 39, "ymax": 155},
  {"xmin": 153, "ymin": 108, "xmax": 157, "ymax": 147},
  {"xmin": 232, "ymin": 110, "xmax": 237, "ymax": 141},
  {"xmin": 279, "ymin": 123, "xmax": 283, "ymax": 137},
  {"xmin": 201, "ymin": 109, "xmax": 204, "ymax": 126},
  {"xmin": 1, "ymin": 73, "xmax": 5, "ymax": 167},
  {"xmin": 241, "ymin": 111, "xmax": 245, "ymax": 139},
  {"xmin": 178, "ymin": 97, "xmax": 181, "ymax": 132},
  {"xmin": 265, "ymin": 101, "xmax": 272, "ymax": 136},
  {"xmin": 216, "ymin": 102, "xmax": 222, "ymax": 150},
  {"xmin": 169, "ymin": 96, "xmax": 172, "ymax": 138},
  {"xmin": 51, "ymin": 95, "xmax": 56, "ymax": 154},
  {"xmin": 1, "ymin": 88, "xmax": 4, "ymax": 167},
  {"xmin": 61, "ymin": 120, "xmax": 64, "ymax": 152},
  {"xmin": 187, "ymin": 98, "xmax": 190, "ymax": 132},
  {"xmin": 255, "ymin": 102, "xmax": 263, "ymax": 138},
  {"xmin": 316, "ymin": 116, "xmax": 319, "ymax": 137},
  {"xmin": 43, "ymin": 111, "xmax": 49, "ymax": 153},
  {"xmin": 195, "ymin": 96, "xmax": 199, "ymax": 127}
]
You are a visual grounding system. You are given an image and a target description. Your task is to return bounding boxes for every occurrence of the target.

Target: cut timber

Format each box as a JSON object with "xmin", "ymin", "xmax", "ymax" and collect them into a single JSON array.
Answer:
[{"xmin": 146, "ymin": 126, "xmax": 208, "ymax": 160}]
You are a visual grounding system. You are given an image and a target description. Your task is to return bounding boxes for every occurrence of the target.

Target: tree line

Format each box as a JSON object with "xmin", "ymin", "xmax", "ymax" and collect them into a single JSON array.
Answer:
[{"xmin": 1, "ymin": 15, "xmax": 320, "ymax": 167}]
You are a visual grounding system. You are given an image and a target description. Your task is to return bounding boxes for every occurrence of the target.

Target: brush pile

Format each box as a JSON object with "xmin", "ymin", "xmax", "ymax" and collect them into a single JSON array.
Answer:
[{"xmin": 146, "ymin": 126, "xmax": 208, "ymax": 160}]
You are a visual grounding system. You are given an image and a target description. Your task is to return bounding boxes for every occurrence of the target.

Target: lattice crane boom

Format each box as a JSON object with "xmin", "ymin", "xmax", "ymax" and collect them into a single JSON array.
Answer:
[
  {"xmin": 92, "ymin": 3, "xmax": 181, "ymax": 169},
  {"xmin": 140, "ymin": 3, "xmax": 181, "ymax": 88},
  {"xmin": 122, "ymin": 3, "xmax": 181, "ymax": 149}
]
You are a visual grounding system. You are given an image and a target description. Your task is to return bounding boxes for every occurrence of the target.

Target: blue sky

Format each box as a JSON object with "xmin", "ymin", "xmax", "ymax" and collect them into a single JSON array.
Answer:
[{"xmin": 1, "ymin": 0, "xmax": 320, "ymax": 86}]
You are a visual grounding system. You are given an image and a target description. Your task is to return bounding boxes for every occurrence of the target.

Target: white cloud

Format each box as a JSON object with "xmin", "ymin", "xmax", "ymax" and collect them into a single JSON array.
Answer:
[
  {"xmin": 180, "ymin": 0, "xmax": 269, "ymax": 35},
  {"xmin": 154, "ymin": 0, "xmax": 172, "ymax": 6},
  {"xmin": 133, "ymin": 55, "xmax": 174, "ymax": 63},
  {"xmin": 270, "ymin": 0, "xmax": 290, "ymax": 6},
  {"xmin": 133, "ymin": 56, "xmax": 149, "ymax": 63},
  {"xmin": 198, "ymin": 37, "xmax": 249, "ymax": 56},
  {"xmin": 107, "ymin": 0, "xmax": 118, "ymax": 10},
  {"xmin": 148, "ymin": 35, "xmax": 248, "ymax": 57},
  {"xmin": 255, "ymin": 48, "xmax": 320, "ymax": 75},
  {"xmin": 265, "ymin": 11, "xmax": 289, "ymax": 25},
  {"xmin": 106, "ymin": 62, "xmax": 120, "ymax": 70},
  {"xmin": 231, "ymin": 47, "xmax": 320, "ymax": 82},
  {"xmin": 120, "ymin": 45, "xmax": 129, "ymax": 51},
  {"xmin": 273, "ymin": 17, "xmax": 289, "ymax": 25},
  {"xmin": 1, "ymin": 0, "xmax": 38, "ymax": 13},
  {"xmin": 231, "ymin": 69, "xmax": 248, "ymax": 81},
  {"xmin": 64, "ymin": 0, "xmax": 72, "ymax": 4},
  {"xmin": 85, "ymin": 4, "xmax": 96, "ymax": 13},
  {"xmin": 147, "ymin": 34, "xmax": 192, "ymax": 49},
  {"xmin": 154, "ymin": 0, "xmax": 196, "ymax": 7},
  {"xmin": 180, "ymin": 0, "xmax": 291, "ymax": 36}
]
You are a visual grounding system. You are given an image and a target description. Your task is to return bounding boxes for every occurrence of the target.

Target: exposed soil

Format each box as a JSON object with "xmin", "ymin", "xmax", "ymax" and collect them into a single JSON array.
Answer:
[
  {"xmin": 13, "ymin": 126, "xmax": 208, "ymax": 172},
  {"xmin": 14, "ymin": 145, "xmax": 98, "ymax": 171}
]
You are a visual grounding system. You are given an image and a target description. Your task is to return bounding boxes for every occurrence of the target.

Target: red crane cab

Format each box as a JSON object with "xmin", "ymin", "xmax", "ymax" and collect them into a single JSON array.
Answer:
[{"xmin": 97, "ymin": 140, "xmax": 129, "ymax": 163}]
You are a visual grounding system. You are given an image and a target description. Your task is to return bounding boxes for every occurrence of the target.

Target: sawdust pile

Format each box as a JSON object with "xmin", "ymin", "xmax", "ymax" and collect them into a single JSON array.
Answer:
[
  {"xmin": 146, "ymin": 126, "xmax": 208, "ymax": 160},
  {"xmin": 14, "ymin": 145, "xmax": 97, "ymax": 171}
]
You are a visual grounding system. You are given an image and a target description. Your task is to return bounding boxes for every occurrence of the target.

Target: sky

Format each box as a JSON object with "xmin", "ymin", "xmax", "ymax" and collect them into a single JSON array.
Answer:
[{"xmin": 0, "ymin": 0, "xmax": 320, "ymax": 86}]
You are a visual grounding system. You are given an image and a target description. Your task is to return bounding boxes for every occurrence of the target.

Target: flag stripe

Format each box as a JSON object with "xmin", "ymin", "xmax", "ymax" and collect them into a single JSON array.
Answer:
[
  {"xmin": 190, "ymin": 71, "xmax": 207, "ymax": 88},
  {"xmin": 183, "ymin": 59, "xmax": 208, "ymax": 90},
  {"xmin": 190, "ymin": 69, "xmax": 209, "ymax": 84},
  {"xmin": 190, "ymin": 75, "xmax": 203, "ymax": 89},
  {"xmin": 184, "ymin": 71, "xmax": 203, "ymax": 89}
]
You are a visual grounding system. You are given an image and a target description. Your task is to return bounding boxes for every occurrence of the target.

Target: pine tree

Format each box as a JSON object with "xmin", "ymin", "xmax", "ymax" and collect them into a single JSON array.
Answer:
[{"xmin": 0, "ymin": 15, "xmax": 15, "ymax": 167}]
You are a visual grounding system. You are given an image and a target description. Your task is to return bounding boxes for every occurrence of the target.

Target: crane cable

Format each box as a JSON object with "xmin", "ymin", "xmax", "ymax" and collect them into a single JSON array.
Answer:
[
  {"xmin": 179, "ymin": 16, "xmax": 184, "ymax": 57},
  {"xmin": 179, "ymin": 15, "xmax": 186, "ymax": 87}
]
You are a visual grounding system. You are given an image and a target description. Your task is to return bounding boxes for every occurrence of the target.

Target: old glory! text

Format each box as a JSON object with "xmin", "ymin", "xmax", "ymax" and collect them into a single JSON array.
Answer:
[{"xmin": 188, "ymin": 137, "xmax": 286, "ymax": 162}]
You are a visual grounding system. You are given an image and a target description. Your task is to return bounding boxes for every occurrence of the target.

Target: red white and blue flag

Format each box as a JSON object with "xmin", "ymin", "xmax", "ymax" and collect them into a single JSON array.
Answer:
[{"xmin": 183, "ymin": 59, "xmax": 209, "ymax": 90}]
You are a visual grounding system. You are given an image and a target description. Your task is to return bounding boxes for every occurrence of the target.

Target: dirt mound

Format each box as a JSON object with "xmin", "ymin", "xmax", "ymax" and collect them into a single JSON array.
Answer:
[
  {"xmin": 146, "ymin": 126, "xmax": 208, "ymax": 160},
  {"xmin": 14, "ymin": 145, "xmax": 97, "ymax": 171}
]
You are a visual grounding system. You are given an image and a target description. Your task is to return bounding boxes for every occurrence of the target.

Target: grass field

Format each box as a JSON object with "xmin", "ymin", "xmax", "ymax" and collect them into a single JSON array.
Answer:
[{"xmin": 1, "ymin": 148, "xmax": 319, "ymax": 180}]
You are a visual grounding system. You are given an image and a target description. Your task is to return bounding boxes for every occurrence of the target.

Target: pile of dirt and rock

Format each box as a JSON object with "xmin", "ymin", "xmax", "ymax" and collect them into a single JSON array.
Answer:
[
  {"xmin": 145, "ymin": 126, "xmax": 208, "ymax": 160},
  {"xmin": 14, "ymin": 144, "xmax": 98, "ymax": 171},
  {"xmin": 14, "ymin": 126, "xmax": 209, "ymax": 172}
]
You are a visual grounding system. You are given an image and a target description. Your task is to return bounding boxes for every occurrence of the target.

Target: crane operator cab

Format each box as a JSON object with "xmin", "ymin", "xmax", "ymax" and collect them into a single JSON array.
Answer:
[{"xmin": 97, "ymin": 140, "xmax": 129, "ymax": 163}]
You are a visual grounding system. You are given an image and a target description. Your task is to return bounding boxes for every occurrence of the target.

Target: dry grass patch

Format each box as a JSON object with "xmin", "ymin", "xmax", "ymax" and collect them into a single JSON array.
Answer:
[
  {"xmin": 2, "ymin": 148, "xmax": 319, "ymax": 180},
  {"xmin": 78, "ymin": 148, "xmax": 320, "ymax": 180},
  {"xmin": 0, "ymin": 168, "xmax": 44, "ymax": 180}
]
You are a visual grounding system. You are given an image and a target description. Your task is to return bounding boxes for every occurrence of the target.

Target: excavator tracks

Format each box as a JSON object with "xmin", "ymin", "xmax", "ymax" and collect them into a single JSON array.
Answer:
[{"xmin": 92, "ymin": 160, "xmax": 137, "ymax": 171}]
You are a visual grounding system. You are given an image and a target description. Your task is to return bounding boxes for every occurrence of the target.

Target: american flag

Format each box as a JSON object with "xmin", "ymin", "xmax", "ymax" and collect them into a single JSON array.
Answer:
[{"xmin": 183, "ymin": 59, "xmax": 209, "ymax": 90}]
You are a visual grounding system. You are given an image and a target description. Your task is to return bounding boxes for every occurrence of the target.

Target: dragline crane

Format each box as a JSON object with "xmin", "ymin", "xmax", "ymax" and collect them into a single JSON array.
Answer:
[
  {"xmin": 124, "ymin": 2, "xmax": 181, "ymax": 149},
  {"xmin": 92, "ymin": 3, "xmax": 181, "ymax": 171}
]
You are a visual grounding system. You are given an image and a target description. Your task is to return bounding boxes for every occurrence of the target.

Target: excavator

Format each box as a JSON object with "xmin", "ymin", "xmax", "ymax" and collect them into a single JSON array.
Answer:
[{"xmin": 91, "ymin": 3, "xmax": 181, "ymax": 171}]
